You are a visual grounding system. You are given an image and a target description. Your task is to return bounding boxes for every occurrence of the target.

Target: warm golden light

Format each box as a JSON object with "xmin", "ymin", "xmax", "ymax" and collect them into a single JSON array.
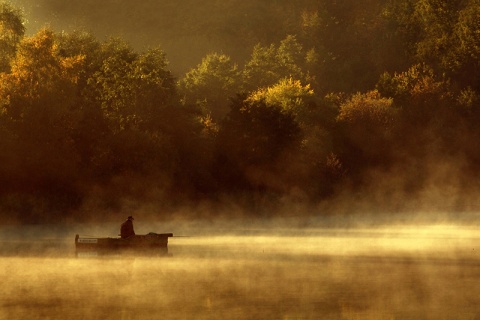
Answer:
[{"xmin": 1, "ymin": 222, "xmax": 479, "ymax": 319}]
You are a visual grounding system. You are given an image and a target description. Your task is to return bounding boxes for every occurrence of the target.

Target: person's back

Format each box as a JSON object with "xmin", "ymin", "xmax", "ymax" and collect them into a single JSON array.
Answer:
[{"xmin": 120, "ymin": 216, "xmax": 135, "ymax": 238}]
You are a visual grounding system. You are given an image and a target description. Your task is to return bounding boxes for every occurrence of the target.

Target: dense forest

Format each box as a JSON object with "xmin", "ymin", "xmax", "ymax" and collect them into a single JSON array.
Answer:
[{"xmin": 1, "ymin": 0, "xmax": 480, "ymax": 222}]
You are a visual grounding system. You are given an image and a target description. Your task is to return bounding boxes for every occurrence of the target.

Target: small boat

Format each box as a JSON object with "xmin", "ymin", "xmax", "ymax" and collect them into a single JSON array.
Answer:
[{"xmin": 75, "ymin": 233, "xmax": 173, "ymax": 256}]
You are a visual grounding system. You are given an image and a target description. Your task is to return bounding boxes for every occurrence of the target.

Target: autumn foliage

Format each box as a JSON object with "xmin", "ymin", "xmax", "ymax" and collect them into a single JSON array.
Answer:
[{"xmin": 0, "ymin": 0, "xmax": 479, "ymax": 221}]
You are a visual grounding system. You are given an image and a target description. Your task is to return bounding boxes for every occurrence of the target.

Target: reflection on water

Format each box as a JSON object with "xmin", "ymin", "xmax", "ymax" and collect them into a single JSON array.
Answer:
[{"xmin": 1, "ymin": 224, "xmax": 480, "ymax": 319}]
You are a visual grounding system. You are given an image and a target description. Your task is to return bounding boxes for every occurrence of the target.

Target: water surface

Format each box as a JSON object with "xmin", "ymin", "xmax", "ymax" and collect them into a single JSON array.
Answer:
[{"xmin": 1, "ymin": 223, "xmax": 479, "ymax": 319}]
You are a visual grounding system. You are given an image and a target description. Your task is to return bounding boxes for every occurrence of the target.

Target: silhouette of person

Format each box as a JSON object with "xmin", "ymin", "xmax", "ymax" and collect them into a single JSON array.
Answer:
[{"xmin": 120, "ymin": 216, "xmax": 135, "ymax": 238}]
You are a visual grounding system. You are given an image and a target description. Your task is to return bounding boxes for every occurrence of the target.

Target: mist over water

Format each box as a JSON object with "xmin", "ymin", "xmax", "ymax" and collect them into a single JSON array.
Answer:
[
  {"xmin": 0, "ymin": 1, "xmax": 478, "ymax": 318},
  {"xmin": 1, "ymin": 218, "xmax": 480, "ymax": 319}
]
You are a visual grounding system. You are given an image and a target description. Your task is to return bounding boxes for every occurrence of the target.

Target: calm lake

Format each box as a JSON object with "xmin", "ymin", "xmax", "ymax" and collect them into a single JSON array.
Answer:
[{"xmin": 1, "ymin": 222, "xmax": 480, "ymax": 319}]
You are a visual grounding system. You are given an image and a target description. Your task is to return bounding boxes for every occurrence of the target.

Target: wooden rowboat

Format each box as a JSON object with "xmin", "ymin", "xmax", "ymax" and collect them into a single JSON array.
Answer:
[{"xmin": 75, "ymin": 233, "xmax": 173, "ymax": 256}]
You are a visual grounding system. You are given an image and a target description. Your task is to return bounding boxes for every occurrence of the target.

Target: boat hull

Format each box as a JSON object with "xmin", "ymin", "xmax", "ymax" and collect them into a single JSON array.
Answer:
[{"xmin": 75, "ymin": 233, "xmax": 173, "ymax": 256}]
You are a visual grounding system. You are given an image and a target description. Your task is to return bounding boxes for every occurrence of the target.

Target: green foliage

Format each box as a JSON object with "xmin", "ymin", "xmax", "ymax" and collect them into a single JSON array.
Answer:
[
  {"xmin": 451, "ymin": 0, "xmax": 480, "ymax": 89},
  {"xmin": 306, "ymin": 0, "xmax": 390, "ymax": 93},
  {"xmin": 2, "ymin": 0, "xmax": 480, "ymax": 218},
  {"xmin": 454, "ymin": 0, "xmax": 480, "ymax": 61},
  {"xmin": 215, "ymin": 95, "xmax": 302, "ymax": 191},
  {"xmin": 276, "ymin": 35, "xmax": 304, "ymax": 79},
  {"xmin": 243, "ymin": 35, "xmax": 306, "ymax": 92},
  {"xmin": 382, "ymin": 0, "xmax": 480, "ymax": 88},
  {"xmin": 88, "ymin": 39, "xmax": 176, "ymax": 133},
  {"xmin": 129, "ymin": 48, "xmax": 177, "ymax": 128},
  {"xmin": 56, "ymin": 30, "xmax": 103, "ymax": 88},
  {"xmin": 336, "ymin": 90, "xmax": 398, "ymax": 169},
  {"xmin": 376, "ymin": 63, "xmax": 451, "ymax": 124},
  {"xmin": 0, "ymin": 25, "xmax": 202, "ymax": 217},
  {"xmin": 457, "ymin": 87, "xmax": 480, "ymax": 113},
  {"xmin": 377, "ymin": 64, "xmax": 437, "ymax": 103},
  {"xmin": 1, "ymin": 28, "xmax": 84, "ymax": 127},
  {"xmin": 179, "ymin": 52, "xmax": 240, "ymax": 120},
  {"xmin": 0, "ymin": 1, "xmax": 24, "ymax": 72},
  {"xmin": 243, "ymin": 43, "xmax": 279, "ymax": 91},
  {"xmin": 247, "ymin": 78, "xmax": 313, "ymax": 114},
  {"xmin": 411, "ymin": 0, "xmax": 461, "ymax": 63},
  {"xmin": 337, "ymin": 91, "xmax": 396, "ymax": 130},
  {"xmin": 89, "ymin": 38, "xmax": 138, "ymax": 131},
  {"xmin": 0, "ymin": 28, "xmax": 85, "ymax": 211}
]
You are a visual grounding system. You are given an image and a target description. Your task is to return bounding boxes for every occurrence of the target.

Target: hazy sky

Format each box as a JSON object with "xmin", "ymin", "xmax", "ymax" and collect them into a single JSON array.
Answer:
[{"xmin": 8, "ymin": 0, "xmax": 279, "ymax": 76}]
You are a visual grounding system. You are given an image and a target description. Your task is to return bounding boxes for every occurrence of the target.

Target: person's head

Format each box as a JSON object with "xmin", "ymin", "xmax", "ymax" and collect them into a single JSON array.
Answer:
[{"xmin": 127, "ymin": 216, "xmax": 134, "ymax": 221}]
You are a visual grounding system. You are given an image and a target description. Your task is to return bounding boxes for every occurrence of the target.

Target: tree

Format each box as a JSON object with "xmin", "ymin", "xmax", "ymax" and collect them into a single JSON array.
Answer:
[
  {"xmin": 382, "ymin": 0, "xmax": 477, "ymax": 84},
  {"xmin": 179, "ymin": 53, "xmax": 240, "ymax": 121},
  {"xmin": 215, "ymin": 95, "xmax": 302, "ymax": 193},
  {"xmin": 245, "ymin": 77, "xmax": 345, "ymax": 198},
  {"xmin": 307, "ymin": 0, "xmax": 389, "ymax": 93},
  {"xmin": 56, "ymin": 30, "xmax": 103, "ymax": 90},
  {"xmin": 410, "ymin": 0, "xmax": 467, "ymax": 79},
  {"xmin": 55, "ymin": 30, "xmax": 111, "ymax": 172},
  {"xmin": 243, "ymin": 43, "xmax": 279, "ymax": 91},
  {"xmin": 89, "ymin": 38, "xmax": 138, "ymax": 132},
  {"xmin": 376, "ymin": 63, "xmax": 451, "ymax": 123},
  {"xmin": 0, "ymin": 2, "xmax": 24, "ymax": 72},
  {"xmin": 337, "ymin": 90, "xmax": 396, "ymax": 130},
  {"xmin": 242, "ymin": 35, "xmax": 306, "ymax": 92},
  {"xmin": 129, "ymin": 47, "xmax": 177, "ymax": 131},
  {"xmin": 336, "ymin": 90, "xmax": 398, "ymax": 170},
  {"xmin": 0, "ymin": 28, "xmax": 86, "ymax": 214},
  {"xmin": 276, "ymin": 35, "xmax": 305, "ymax": 81},
  {"xmin": 1, "ymin": 28, "xmax": 84, "ymax": 131},
  {"xmin": 451, "ymin": 0, "xmax": 480, "ymax": 90},
  {"xmin": 246, "ymin": 77, "xmax": 314, "ymax": 125}
]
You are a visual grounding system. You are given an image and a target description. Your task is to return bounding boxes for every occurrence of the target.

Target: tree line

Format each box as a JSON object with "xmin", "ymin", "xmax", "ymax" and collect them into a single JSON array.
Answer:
[{"xmin": 0, "ymin": 0, "xmax": 479, "ymax": 221}]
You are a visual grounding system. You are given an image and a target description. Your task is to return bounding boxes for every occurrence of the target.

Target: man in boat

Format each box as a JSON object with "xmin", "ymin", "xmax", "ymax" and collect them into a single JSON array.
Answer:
[{"xmin": 120, "ymin": 216, "xmax": 135, "ymax": 238}]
